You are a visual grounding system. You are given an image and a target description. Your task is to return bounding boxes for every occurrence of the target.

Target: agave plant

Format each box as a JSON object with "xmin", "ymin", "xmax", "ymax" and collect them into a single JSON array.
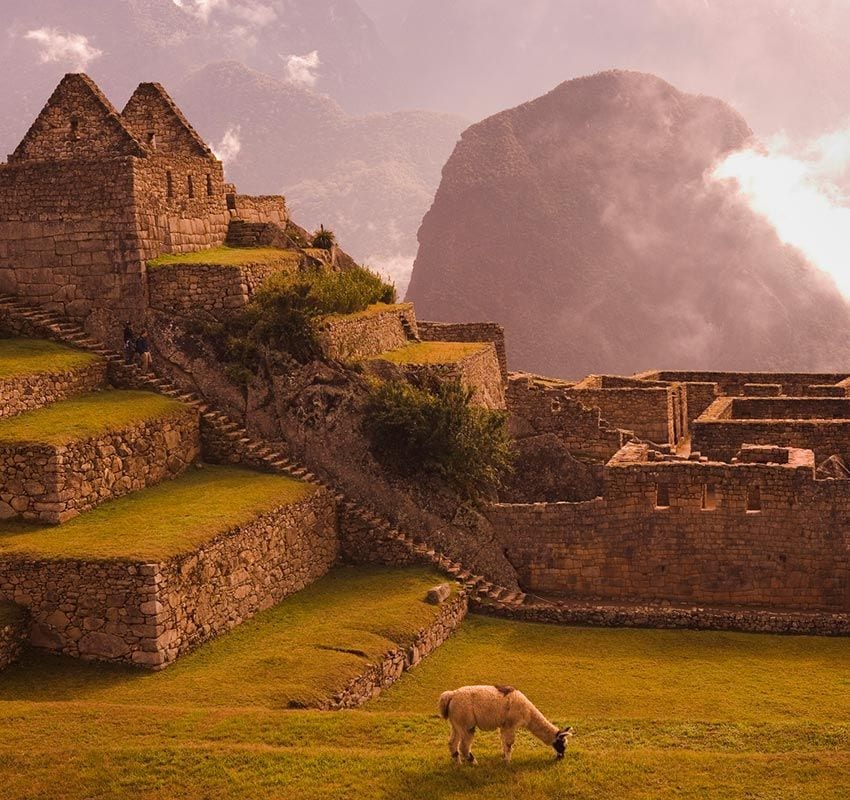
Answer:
[{"xmin": 311, "ymin": 224, "xmax": 336, "ymax": 250}]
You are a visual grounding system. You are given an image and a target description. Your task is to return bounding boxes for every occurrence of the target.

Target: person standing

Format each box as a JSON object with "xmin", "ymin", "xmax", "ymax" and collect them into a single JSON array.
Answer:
[
  {"xmin": 135, "ymin": 329, "xmax": 152, "ymax": 373},
  {"xmin": 123, "ymin": 322, "xmax": 135, "ymax": 365}
]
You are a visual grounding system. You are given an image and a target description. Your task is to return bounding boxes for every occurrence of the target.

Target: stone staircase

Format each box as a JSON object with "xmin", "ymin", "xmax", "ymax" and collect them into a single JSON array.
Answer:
[
  {"xmin": 400, "ymin": 315, "xmax": 420, "ymax": 343},
  {"xmin": 0, "ymin": 294, "xmax": 530, "ymax": 611}
]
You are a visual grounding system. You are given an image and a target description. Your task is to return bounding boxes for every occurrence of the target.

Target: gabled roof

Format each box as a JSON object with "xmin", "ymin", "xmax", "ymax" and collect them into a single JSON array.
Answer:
[
  {"xmin": 10, "ymin": 73, "xmax": 145, "ymax": 162},
  {"xmin": 121, "ymin": 82, "xmax": 214, "ymax": 158}
]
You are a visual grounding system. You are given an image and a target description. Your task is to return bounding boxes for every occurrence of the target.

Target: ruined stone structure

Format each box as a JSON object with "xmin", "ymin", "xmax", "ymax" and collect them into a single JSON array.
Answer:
[
  {"xmin": 2, "ymin": 72, "xmax": 850, "ymax": 661},
  {"xmin": 0, "ymin": 74, "xmax": 287, "ymax": 342}
]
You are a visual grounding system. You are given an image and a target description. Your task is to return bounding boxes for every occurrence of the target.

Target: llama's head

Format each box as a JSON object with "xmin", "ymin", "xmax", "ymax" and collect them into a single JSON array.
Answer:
[{"xmin": 553, "ymin": 726, "xmax": 574, "ymax": 759}]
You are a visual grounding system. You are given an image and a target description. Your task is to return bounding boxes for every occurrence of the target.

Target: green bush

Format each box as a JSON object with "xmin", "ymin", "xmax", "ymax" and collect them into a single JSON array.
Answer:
[
  {"xmin": 197, "ymin": 266, "xmax": 397, "ymax": 382},
  {"xmin": 363, "ymin": 378, "xmax": 514, "ymax": 497}
]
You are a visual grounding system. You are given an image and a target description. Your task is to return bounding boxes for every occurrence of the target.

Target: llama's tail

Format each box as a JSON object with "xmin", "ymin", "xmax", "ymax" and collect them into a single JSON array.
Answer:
[{"xmin": 438, "ymin": 690, "xmax": 454, "ymax": 720}]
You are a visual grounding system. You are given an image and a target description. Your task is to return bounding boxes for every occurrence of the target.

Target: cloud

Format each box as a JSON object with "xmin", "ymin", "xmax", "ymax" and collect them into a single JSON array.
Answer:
[
  {"xmin": 171, "ymin": 0, "xmax": 227, "ymax": 22},
  {"xmin": 212, "ymin": 126, "xmax": 242, "ymax": 166},
  {"xmin": 283, "ymin": 50, "xmax": 321, "ymax": 88},
  {"xmin": 24, "ymin": 28, "xmax": 103, "ymax": 71},
  {"xmin": 172, "ymin": 0, "xmax": 275, "ymax": 26},
  {"xmin": 712, "ymin": 123, "xmax": 850, "ymax": 297},
  {"xmin": 231, "ymin": 2, "xmax": 277, "ymax": 26}
]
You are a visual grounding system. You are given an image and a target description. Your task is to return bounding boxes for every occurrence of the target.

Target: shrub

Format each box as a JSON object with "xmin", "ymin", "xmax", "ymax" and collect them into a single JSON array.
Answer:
[
  {"xmin": 363, "ymin": 378, "xmax": 514, "ymax": 497},
  {"xmin": 197, "ymin": 266, "xmax": 397, "ymax": 382},
  {"xmin": 312, "ymin": 224, "xmax": 336, "ymax": 249}
]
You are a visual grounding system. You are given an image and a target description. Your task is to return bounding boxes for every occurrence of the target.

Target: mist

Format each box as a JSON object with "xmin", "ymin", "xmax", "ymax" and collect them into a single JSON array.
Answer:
[{"xmin": 713, "ymin": 124, "xmax": 850, "ymax": 298}]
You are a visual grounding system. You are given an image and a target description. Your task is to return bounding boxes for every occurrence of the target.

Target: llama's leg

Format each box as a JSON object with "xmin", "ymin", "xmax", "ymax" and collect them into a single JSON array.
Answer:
[
  {"xmin": 448, "ymin": 725, "xmax": 462, "ymax": 763},
  {"xmin": 500, "ymin": 727, "xmax": 516, "ymax": 762},
  {"xmin": 458, "ymin": 730, "xmax": 477, "ymax": 765}
]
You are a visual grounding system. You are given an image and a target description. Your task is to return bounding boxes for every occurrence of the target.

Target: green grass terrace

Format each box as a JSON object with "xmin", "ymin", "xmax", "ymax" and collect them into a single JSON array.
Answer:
[
  {"xmin": 324, "ymin": 301, "xmax": 408, "ymax": 322},
  {"xmin": 146, "ymin": 246, "xmax": 303, "ymax": 269},
  {"xmin": 0, "ymin": 338, "xmax": 101, "ymax": 379},
  {"xmin": 0, "ymin": 390, "xmax": 186, "ymax": 446},
  {"xmin": 0, "ymin": 565, "xmax": 847, "ymax": 798},
  {"xmin": 371, "ymin": 340, "xmax": 489, "ymax": 365},
  {"xmin": 0, "ymin": 465, "xmax": 314, "ymax": 560}
]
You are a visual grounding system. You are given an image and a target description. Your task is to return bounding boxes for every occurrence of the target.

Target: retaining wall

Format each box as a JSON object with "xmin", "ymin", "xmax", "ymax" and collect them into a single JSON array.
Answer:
[
  {"xmin": 147, "ymin": 260, "xmax": 298, "ymax": 316},
  {"xmin": 0, "ymin": 359, "xmax": 106, "ymax": 419},
  {"xmin": 473, "ymin": 597, "xmax": 850, "ymax": 636},
  {"xmin": 0, "ymin": 406, "xmax": 199, "ymax": 523},
  {"xmin": 318, "ymin": 304, "xmax": 416, "ymax": 361},
  {"xmin": 366, "ymin": 342, "xmax": 506, "ymax": 410},
  {"xmin": 0, "ymin": 488, "xmax": 338, "ymax": 668},
  {"xmin": 322, "ymin": 591, "xmax": 468, "ymax": 709},
  {"xmin": 0, "ymin": 604, "xmax": 27, "ymax": 670},
  {"xmin": 418, "ymin": 321, "xmax": 507, "ymax": 381}
]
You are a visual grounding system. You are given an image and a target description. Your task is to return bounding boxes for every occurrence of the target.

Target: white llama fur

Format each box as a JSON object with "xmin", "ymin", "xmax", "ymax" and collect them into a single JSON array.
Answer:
[{"xmin": 438, "ymin": 684, "xmax": 573, "ymax": 764}]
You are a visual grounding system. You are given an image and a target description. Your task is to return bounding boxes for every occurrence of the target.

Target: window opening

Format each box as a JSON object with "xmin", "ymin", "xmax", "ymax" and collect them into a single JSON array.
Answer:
[{"xmin": 746, "ymin": 485, "xmax": 762, "ymax": 512}]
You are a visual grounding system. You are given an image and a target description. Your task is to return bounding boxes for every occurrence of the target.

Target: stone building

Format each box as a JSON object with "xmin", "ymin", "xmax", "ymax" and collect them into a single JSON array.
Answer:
[{"xmin": 0, "ymin": 74, "xmax": 279, "ymax": 341}]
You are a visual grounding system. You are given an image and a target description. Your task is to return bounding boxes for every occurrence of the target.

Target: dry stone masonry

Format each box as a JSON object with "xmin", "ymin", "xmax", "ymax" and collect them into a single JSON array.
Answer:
[
  {"xmin": 0, "ymin": 357, "xmax": 106, "ymax": 419},
  {"xmin": 318, "ymin": 303, "xmax": 418, "ymax": 361},
  {"xmin": 321, "ymin": 590, "xmax": 468, "ymax": 709},
  {"xmin": 0, "ymin": 488, "xmax": 337, "ymax": 667},
  {"xmin": 0, "ymin": 403, "xmax": 199, "ymax": 524},
  {"xmin": 7, "ymin": 70, "xmax": 850, "ymax": 652}
]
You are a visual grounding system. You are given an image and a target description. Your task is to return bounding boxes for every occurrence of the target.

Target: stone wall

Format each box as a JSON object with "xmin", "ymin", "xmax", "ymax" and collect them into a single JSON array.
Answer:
[
  {"xmin": 337, "ymin": 506, "xmax": 420, "ymax": 567},
  {"xmin": 0, "ymin": 488, "xmax": 338, "ymax": 668},
  {"xmin": 0, "ymin": 359, "xmax": 106, "ymax": 419},
  {"xmin": 318, "ymin": 304, "xmax": 417, "ymax": 361},
  {"xmin": 490, "ymin": 442, "xmax": 850, "ymax": 610},
  {"xmin": 152, "ymin": 488, "xmax": 338, "ymax": 667},
  {"xmin": 0, "ymin": 158, "xmax": 145, "ymax": 327},
  {"xmin": 635, "ymin": 370, "xmax": 850, "ymax": 397},
  {"xmin": 321, "ymin": 590, "xmax": 468, "ymax": 709},
  {"xmin": 473, "ymin": 596, "xmax": 850, "ymax": 636},
  {"xmin": 507, "ymin": 373, "xmax": 631, "ymax": 462},
  {"xmin": 225, "ymin": 221, "xmax": 291, "ymax": 249},
  {"xmin": 0, "ymin": 406, "xmax": 199, "ymax": 523},
  {"xmin": 565, "ymin": 376, "xmax": 677, "ymax": 444},
  {"xmin": 147, "ymin": 260, "xmax": 298, "ymax": 316},
  {"xmin": 132, "ymin": 155, "xmax": 229, "ymax": 258},
  {"xmin": 693, "ymin": 397, "xmax": 850, "ymax": 463},
  {"xmin": 418, "ymin": 321, "xmax": 508, "ymax": 381},
  {"xmin": 0, "ymin": 603, "xmax": 27, "ymax": 671},
  {"xmin": 366, "ymin": 343, "xmax": 506, "ymax": 410},
  {"xmin": 228, "ymin": 194, "xmax": 288, "ymax": 226}
]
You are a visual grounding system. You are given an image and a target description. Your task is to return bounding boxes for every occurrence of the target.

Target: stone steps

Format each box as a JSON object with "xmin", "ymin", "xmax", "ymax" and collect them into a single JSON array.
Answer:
[{"xmin": 0, "ymin": 294, "xmax": 526, "ymax": 608}]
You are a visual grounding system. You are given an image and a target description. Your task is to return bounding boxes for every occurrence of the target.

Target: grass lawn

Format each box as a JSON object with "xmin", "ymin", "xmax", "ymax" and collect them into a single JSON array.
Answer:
[
  {"xmin": 0, "ymin": 338, "xmax": 100, "ymax": 379},
  {"xmin": 0, "ymin": 565, "xmax": 848, "ymax": 799},
  {"xmin": 0, "ymin": 464, "xmax": 313, "ymax": 560},
  {"xmin": 325, "ymin": 302, "xmax": 406, "ymax": 322},
  {"xmin": 147, "ymin": 246, "xmax": 302, "ymax": 269},
  {"xmin": 372, "ymin": 341, "xmax": 488, "ymax": 365},
  {"xmin": 0, "ymin": 390, "xmax": 185, "ymax": 446}
]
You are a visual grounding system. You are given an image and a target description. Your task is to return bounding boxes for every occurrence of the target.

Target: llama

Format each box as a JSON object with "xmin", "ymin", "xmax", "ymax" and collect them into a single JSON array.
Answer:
[{"xmin": 438, "ymin": 685, "xmax": 573, "ymax": 764}]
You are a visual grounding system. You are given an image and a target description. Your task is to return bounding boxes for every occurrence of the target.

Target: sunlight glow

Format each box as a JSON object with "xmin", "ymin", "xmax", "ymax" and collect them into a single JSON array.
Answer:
[{"xmin": 712, "ymin": 126, "xmax": 850, "ymax": 297}]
